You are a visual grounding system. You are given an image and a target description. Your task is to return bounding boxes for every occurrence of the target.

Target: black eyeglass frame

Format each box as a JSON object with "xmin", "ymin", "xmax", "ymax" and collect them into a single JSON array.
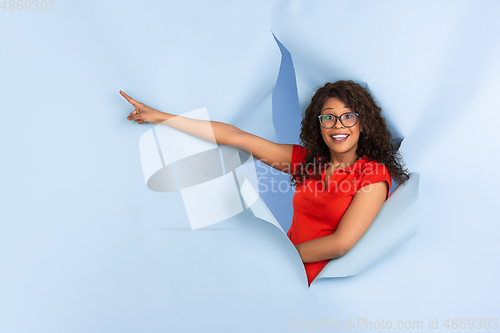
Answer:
[{"xmin": 318, "ymin": 112, "xmax": 360, "ymax": 129}]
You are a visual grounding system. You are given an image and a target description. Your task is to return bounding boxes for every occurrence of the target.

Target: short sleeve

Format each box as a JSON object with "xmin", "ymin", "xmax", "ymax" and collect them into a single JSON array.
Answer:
[
  {"xmin": 357, "ymin": 161, "xmax": 392, "ymax": 201},
  {"xmin": 290, "ymin": 144, "xmax": 308, "ymax": 175}
]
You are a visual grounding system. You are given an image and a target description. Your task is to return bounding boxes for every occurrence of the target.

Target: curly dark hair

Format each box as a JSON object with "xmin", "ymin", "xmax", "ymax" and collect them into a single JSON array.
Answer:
[{"xmin": 291, "ymin": 80, "xmax": 409, "ymax": 186}]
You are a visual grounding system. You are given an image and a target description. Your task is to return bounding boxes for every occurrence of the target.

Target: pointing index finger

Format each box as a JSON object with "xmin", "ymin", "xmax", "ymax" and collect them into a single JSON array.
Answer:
[{"xmin": 120, "ymin": 90, "xmax": 139, "ymax": 107}]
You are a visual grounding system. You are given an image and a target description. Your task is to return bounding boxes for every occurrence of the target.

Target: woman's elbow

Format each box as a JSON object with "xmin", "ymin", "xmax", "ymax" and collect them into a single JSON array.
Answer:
[{"xmin": 332, "ymin": 243, "xmax": 354, "ymax": 258}]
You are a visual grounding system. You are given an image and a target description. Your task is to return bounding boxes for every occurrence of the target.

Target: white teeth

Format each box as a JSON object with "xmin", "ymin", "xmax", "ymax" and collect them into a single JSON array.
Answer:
[{"xmin": 331, "ymin": 135, "xmax": 348, "ymax": 139}]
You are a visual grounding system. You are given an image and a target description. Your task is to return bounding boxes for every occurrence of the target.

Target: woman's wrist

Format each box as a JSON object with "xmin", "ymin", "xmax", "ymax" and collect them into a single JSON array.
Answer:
[{"xmin": 155, "ymin": 110, "xmax": 173, "ymax": 124}]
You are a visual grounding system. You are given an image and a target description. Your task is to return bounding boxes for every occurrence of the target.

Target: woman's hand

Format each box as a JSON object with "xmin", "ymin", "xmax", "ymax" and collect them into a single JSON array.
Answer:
[{"xmin": 120, "ymin": 90, "xmax": 166, "ymax": 125}]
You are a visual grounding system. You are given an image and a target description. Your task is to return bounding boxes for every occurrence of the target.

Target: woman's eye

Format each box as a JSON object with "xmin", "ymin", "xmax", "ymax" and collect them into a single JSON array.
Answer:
[{"xmin": 344, "ymin": 114, "xmax": 354, "ymax": 119}]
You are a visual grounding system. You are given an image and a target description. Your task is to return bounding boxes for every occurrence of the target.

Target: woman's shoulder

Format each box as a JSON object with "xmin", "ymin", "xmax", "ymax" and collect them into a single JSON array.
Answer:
[
  {"xmin": 357, "ymin": 155, "xmax": 391, "ymax": 178},
  {"xmin": 292, "ymin": 144, "xmax": 309, "ymax": 162},
  {"xmin": 293, "ymin": 144, "xmax": 308, "ymax": 153},
  {"xmin": 291, "ymin": 145, "xmax": 318, "ymax": 176}
]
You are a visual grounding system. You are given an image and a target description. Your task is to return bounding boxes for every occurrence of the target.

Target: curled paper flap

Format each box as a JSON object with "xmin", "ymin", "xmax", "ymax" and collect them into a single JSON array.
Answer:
[
  {"xmin": 234, "ymin": 169, "xmax": 285, "ymax": 233},
  {"xmin": 316, "ymin": 172, "xmax": 420, "ymax": 280}
]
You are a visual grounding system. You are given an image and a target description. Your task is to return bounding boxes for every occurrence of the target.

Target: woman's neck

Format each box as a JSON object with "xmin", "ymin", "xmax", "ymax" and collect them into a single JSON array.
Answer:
[{"xmin": 328, "ymin": 150, "xmax": 360, "ymax": 170}]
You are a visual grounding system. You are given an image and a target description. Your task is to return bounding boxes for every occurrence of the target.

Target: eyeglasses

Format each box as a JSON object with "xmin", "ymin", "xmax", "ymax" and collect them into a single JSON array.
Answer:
[{"xmin": 318, "ymin": 112, "xmax": 359, "ymax": 129}]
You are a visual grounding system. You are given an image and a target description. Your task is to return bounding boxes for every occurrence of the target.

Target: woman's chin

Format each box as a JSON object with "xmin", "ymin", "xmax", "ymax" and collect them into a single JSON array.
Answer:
[{"xmin": 327, "ymin": 142, "xmax": 359, "ymax": 156}]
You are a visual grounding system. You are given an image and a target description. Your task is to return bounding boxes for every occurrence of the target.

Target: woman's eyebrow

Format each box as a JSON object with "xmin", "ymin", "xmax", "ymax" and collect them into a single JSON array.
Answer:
[
  {"xmin": 322, "ymin": 107, "xmax": 334, "ymax": 111},
  {"xmin": 322, "ymin": 106, "xmax": 350, "ymax": 112}
]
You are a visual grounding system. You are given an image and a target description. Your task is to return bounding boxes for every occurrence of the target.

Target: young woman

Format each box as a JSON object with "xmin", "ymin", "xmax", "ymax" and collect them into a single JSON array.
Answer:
[{"xmin": 121, "ymin": 80, "xmax": 409, "ymax": 285}]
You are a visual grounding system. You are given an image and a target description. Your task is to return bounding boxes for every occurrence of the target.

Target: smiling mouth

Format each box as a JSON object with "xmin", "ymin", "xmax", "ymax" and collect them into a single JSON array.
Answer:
[{"xmin": 330, "ymin": 134, "xmax": 349, "ymax": 143}]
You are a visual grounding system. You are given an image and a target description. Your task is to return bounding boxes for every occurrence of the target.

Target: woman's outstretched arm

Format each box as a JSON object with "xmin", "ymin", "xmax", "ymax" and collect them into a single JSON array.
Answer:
[
  {"xmin": 121, "ymin": 90, "xmax": 294, "ymax": 173},
  {"xmin": 294, "ymin": 181, "xmax": 389, "ymax": 263}
]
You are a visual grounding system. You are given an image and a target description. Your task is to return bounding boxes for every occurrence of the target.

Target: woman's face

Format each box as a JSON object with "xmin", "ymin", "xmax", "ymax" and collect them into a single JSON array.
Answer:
[{"xmin": 319, "ymin": 97, "xmax": 362, "ymax": 159}]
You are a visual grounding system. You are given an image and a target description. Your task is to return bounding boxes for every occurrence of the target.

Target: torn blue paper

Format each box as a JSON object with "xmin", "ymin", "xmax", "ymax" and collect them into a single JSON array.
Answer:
[{"xmin": 138, "ymin": 106, "xmax": 419, "ymax": 282}]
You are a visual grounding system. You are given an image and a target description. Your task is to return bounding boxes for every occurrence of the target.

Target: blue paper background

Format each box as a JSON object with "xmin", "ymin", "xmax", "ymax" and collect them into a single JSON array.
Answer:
[{"xmin": 1, "ymin": 1, "xmax": 499, "ymax": 332}]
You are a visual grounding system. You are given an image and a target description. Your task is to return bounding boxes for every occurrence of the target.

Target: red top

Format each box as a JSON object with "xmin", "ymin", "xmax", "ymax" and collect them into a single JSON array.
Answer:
[{"xmin": 286, "ymin": 144, "xmax": 392, "ymax": 285}]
